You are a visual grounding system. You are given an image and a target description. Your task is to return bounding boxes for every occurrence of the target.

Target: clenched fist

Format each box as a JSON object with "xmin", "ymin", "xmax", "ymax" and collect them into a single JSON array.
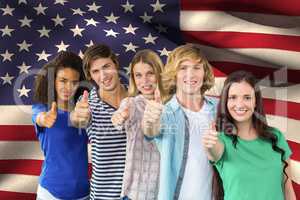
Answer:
[
  {"xmin": 142, "ymin": 87, "xmax": 163, "ymax": 136},
  {"xmin": 202, "ymin": 122, "xmax": 224, "ymax": 162},
  {"xmin": 70, "ymin": 90, "xmax": 91, "ymax": 128},
  {"xmin": 111, "ymin": 98, "xmax": 131, "ymax": 127}
]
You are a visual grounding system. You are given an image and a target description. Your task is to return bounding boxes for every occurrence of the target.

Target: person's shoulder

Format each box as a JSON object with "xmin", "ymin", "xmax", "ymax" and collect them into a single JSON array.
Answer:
[
  {"xmin": 164, "ymin": 95, "xmax": 179, "ymax": 111},
  {"xmin": 268, "ymin": 126, "xmax": 285, "ymax": 138},
  {"xmin": 32, "ymin": 103, "xmax": 47, "ymax": 111},
  {"xmin": 204, "ymin": 95, "xmax": 219, "ymax": 105}
]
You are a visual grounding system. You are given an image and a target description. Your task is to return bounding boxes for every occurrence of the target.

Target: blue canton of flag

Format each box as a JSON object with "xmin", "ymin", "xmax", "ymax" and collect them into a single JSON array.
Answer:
[{"xmin": 0, "ymin": 0, "xmax": 183, "ymax": 105}]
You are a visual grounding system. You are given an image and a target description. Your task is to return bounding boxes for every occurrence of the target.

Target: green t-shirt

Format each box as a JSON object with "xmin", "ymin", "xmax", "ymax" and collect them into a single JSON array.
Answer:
[{"xmin": 215, "ymin": 128, "xmax": 292, "ymax": 200}]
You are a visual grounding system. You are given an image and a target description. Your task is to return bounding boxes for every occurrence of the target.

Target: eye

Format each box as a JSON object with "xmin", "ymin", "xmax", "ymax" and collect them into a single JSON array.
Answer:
[
  {"xmin": 103, "ymin": 65, "xmax": 109, "ymax": 69},
  {"xmin": 146, "ymin": 71, "xmax": 155, "ymax": 77},
  {"xmin": 134, "ymin": 73, "xmax": 142, "ymax": 78},
  {"xmin": 57, "ymin": 78, "xmax": 67, "ymax": 83},
  {"xmin": 244, "ymin": 96, "xmax": 252, "ymax": 100},
  {"xmin": 102, "ymin": 63, "xmax": 114, "ymax": 70},
  {"xmin": 228, "ymin": 95, "xmax": 236, "ymax": 100},
  {"xmin": 91, "ymin": 69, "xmax": 99, "ymax": 74},
  {"xmin": 194, "ymin": 65, "xmax": 202, "ymax": 70},
  {"xmin": 179, "ymin": 65, "xmax": 187, "ymax": 70}
]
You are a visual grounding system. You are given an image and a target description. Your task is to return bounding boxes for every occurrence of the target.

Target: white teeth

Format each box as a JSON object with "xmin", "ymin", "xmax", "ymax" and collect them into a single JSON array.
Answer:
[
  {"xmin": 103, "ymin": 79, "xmax": 111, "ymax": 84},
  {"xmin": 143, "ymin": 85, "xmax": 152, "ymax": 89},
  {"xmin": 234, "ymin": 109, "xmax": 247, "ymax": 114},
  {"xmin": 184, "ymin": 80, "xmax": 197, "ymax": 85}
]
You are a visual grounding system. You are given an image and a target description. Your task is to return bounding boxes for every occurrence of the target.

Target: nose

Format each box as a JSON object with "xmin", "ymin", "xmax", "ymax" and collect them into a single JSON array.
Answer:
[
  {"xmin": 64, "ymin": 81, "xmax": 75, "ymax": 89},
  {"xmin": 185, "ymin": 67, "xmax": 197, "ymax": 77},
  {"xmin": 101, "ymin": 70, "xmax": 107, "ymax": 77},
  {"xmin": 235, "ymin": 97, "xmax": 245, "ymax": 107},
  {"xmin": 138, "ymin": 74, "xmax": 149, "ymax": 85},
  {"xmin": 100, "ymin": 70, "xmax": 111, "ymax": 81}
]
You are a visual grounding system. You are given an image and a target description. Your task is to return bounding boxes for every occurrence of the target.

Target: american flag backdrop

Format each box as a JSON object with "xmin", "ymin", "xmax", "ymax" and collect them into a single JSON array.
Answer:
[{"xmin": 0, "ymin": 0, "xmax": 299, "ymax": 199}]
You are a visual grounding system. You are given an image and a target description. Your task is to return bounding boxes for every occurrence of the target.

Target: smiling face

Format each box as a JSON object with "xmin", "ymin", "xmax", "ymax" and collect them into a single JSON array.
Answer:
[
  {"xmin": 133, "ymin": 62, "xmax": 157, "ymax": 98},
  {"xmin": 227, "ymin": 81, "xmax": 256, "ymax": 125},
  {"xmin": 176, "ymin": 59, "xmax": 204, "ymax": 96},
  {"xmin": 55, "ymin": 67, "xmax": 80, "ymax": 104},
  {"xmin": 89, "ymin": 57, "xmax": 120, "ymax": 91}
]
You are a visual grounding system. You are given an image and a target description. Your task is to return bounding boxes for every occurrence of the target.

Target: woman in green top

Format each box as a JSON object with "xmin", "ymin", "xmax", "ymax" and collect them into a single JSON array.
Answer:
[{"xmin": 202, "ymin": 70, "xmax": 296, "ymax": 200}]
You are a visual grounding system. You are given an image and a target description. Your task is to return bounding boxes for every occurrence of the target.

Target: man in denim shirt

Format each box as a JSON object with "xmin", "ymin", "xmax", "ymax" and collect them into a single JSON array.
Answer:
[{"xmin": 142, "ymin": 44, "xmax": 218, "ymax": 200}]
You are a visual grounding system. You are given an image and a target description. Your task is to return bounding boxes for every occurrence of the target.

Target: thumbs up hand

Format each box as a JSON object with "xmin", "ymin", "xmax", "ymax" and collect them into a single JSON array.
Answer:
[
  {"xmin": 70, "ymin": 90, "xmax": 91, "ymax": 127},
  {"xmin": 202, "ymin": 122, "xmax": 219, "ymax": 149},
  {"xmin": 142, "ymin": 87, "xmax": 163, "ymax": 136},
  {"xmin": 37, "ymin": 102, "xmax": 57, "ymax": 128},
  {"xmin": 202, "ymin": 121, "xmax": 224, "ymax": 162},
  {"xmin": 111, "ymin": 98, "xmax": 131, "ymax": 127}
]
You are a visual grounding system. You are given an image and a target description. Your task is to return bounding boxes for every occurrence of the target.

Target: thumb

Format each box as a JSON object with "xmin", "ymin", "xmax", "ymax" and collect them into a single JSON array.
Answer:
[
  {"xmin": 82, "ymin": 90, "xmax": 89, "ymax": 102},
  {"xmin": 121, "ymin": 98, "xmax": 131, "ymax": 118},
  {"xmin": 50, "ymin": 102, "xmax": 57, "ymax": 114},
  {"xmin": 125, "ymin": 97, "xmax": 131, "ymax": 111},
  {"xmin": 154, "ymin": 86, "xmax": 162, "ymax": 104}
]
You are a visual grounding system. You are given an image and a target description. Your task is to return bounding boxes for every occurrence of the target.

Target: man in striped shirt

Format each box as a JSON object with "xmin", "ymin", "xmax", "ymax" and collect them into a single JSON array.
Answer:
[{"xmin": 70, "ymin": 44, "xmax": 128, "ymax": 200}]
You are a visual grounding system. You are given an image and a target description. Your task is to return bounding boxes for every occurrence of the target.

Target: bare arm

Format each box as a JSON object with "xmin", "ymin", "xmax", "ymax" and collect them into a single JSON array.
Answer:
[{"xmin": 284, "ymin": 159, "xmax": 296, "ymax": 200}]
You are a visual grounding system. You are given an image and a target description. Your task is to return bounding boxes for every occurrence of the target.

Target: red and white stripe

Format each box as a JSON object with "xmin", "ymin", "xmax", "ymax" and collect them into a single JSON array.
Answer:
[{"xmin": 1, "ymin": 0, "xmax": 299, "ymax": 198}]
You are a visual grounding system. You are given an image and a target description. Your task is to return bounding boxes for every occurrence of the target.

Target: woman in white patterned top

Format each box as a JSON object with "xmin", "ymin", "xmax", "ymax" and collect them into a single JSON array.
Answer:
[{"xmin": 112, "ymin": 49, "xmax": 167, "ymax": 200}]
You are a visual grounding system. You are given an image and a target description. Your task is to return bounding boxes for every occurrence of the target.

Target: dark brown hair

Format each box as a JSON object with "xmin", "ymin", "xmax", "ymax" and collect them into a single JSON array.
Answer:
[
  {"xmin": 33, "ymin": 51, "xmax": 85, "ymax": 105},
  {"xmin": 213, "ymin": 70, "xmax": 288, "ymax": 200},
  {"xmin": 82, "ymin": 44, "xmax": 119, "ymax": 81}
]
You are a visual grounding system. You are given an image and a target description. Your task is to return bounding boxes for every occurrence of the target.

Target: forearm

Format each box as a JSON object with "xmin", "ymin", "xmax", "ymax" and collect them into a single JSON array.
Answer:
[
  {"xmin": 283, "ymin": 159, "xmax": 296, "ymax": 200},
  {"xmin": 285, "ymin": 179, "xmax": 296, "ymax": 200},
  {"xmin": 206, "ymin": 141, "xmax": 224, "ymax": 162}
]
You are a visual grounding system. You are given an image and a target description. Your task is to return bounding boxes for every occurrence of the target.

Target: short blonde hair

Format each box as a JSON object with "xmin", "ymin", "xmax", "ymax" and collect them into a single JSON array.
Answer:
[
  {"xmin": 128, "ymin": 49, "xmax": 167, "ymax": 102},
  {"xmin": 162, "ymin": 43, "xmax": 215, "ymax": 100}
]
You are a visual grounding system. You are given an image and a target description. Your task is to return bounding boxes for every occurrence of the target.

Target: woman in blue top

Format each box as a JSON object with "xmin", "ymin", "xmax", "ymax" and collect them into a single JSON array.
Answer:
[{"xmin": 32, "ymin": 51, "xmax": 90, "ymax": 200}]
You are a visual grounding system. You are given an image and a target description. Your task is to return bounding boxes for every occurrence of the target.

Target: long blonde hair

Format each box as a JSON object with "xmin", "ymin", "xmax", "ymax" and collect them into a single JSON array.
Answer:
[
  {"xmin": 128, "ymin": 49, "xmax": 167, "ymax": 102},
  {"xmin": 161, "ymin": 43, "xmax": 215, "ymax": 101}
]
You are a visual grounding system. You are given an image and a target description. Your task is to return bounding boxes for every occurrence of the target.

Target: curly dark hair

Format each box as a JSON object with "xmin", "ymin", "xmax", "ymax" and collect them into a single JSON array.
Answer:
[
  {"xmin": 213, "ymin": 70, "xmax": 288, "ymax": 200},
  {"xmin": 33, "ymin": 51, "xmax": 87, "ymax": 106}
]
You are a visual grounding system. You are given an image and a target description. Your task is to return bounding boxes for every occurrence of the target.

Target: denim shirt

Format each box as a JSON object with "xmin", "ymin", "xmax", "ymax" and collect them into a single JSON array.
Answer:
[{"xmin": 153, "ymin": 95, "xmax": 218, "ymax": 200}]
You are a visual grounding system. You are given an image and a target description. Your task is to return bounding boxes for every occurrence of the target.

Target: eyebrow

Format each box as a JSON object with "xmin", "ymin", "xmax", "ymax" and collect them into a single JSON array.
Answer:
[
  {"xmin": 102, "ymin": 63, "xmax": 113, "ymax": 68},
  {"xmin": 179, "ymin": 63, "xmax": 203, "ymax": 67},
  {"xmin": 56, "ymin": 76, "xmax": 67, "ymax": 79},
  {"xmin": 228, "ymin": 94, "xmax": 253, "ymax": 96},
  {"xmin": 56, "ymin": 76, "xmax": 79, "ymax": 81}
]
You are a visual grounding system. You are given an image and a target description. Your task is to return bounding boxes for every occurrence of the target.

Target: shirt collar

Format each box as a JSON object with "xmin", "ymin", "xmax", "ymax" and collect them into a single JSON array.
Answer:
[{"xmin": 166, "ymin": 94, "xmax": 218, "ymax": 112}]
